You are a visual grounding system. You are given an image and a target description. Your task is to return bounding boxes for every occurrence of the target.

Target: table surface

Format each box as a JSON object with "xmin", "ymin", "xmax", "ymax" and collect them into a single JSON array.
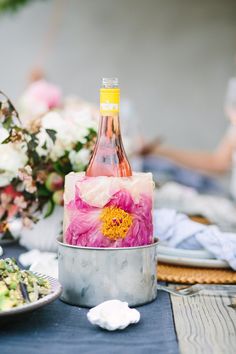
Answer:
[{"xmin": 1, "ymin": 243, "xmax": 236, "ymax": 354}]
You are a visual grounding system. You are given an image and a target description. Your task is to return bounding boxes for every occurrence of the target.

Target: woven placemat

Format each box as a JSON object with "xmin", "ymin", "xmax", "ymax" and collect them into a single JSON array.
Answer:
[{"xmin": 158, "ymin": 262, "xmax": 236, "ymax": 284}]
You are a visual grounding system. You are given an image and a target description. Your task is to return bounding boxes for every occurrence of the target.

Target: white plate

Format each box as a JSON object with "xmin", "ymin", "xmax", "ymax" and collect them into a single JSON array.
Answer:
[
  {"xmin": 158, "ymin": 254, "xmax": 229, "ymax": 269},
  {"xmin": 0, "ymin": 273, "xmax": 62, "ymax": 318},
  {"xmin": 158, "ymin": 245, "xmax": 214, "ymax": 259}
]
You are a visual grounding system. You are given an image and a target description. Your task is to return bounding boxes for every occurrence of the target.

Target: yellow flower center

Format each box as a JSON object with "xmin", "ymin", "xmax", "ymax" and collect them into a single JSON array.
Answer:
[{"xmin": 100, "ymin": 207, "xmax": 133, "ymax": 241}]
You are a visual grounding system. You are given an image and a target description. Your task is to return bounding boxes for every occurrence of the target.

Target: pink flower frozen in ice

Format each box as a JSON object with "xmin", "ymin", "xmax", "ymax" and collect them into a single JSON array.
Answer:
[{"xmin": 65, "ymin": 188, "xmax": 153, "ymax": 247}]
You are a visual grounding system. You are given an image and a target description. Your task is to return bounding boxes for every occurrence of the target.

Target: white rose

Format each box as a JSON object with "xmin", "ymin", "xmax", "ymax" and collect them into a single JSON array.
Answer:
[
  {"xmin": 75, "ymin": 107, "xmax": 98, "ymax": 130},
  {"xmin": 41, "ymin": 109, "xmax": 97, "ymax": 162},
  {"xmin": 65, "ymin": 108, "xmax": 97, "ymax": 143},
  {"xmin": 36, "ymin": 128, "xmax": 54, "ymax": 157},
  {"xmin": 42, "ymin": 111, "xmax": 66, "ymax": 132},
  {"xmin": 50, "ymin": 140, "xmax": 69, "ymax": 161},
  {"xmin": 69, "ymin": 149, "xmax": 90, "ymax": 171},
  {"xmin": 42, "ymin": 111, "xmax": 75, "ymax": 159},
  {"xmin": 49, "ymin": 131, "xmax": 75, "ymax": 161},
  {"xmin": 19, "ymin": 95, "xmax": 48, "ymax": 124},
  {"xmin": 0, "ymin": 143, "xmax": 28, "ymax": 187}
]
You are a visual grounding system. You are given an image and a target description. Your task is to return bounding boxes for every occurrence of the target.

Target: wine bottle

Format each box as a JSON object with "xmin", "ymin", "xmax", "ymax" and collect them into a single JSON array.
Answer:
[{"xmin": 86, "ymin": 78, "xmax": 132, "ymax": 177}]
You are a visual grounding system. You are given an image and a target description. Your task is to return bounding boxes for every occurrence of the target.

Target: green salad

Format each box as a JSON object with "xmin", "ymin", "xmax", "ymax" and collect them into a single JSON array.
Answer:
[{"xmin": 0, "ymin": 258, "xmax": 51, "ymax": 311}]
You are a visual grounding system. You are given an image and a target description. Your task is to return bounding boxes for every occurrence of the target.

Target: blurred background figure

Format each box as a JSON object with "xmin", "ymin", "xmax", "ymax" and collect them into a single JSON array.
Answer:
[{"xmin": 139, "ymin": 78, "xmax": 236, "ymax": 198}]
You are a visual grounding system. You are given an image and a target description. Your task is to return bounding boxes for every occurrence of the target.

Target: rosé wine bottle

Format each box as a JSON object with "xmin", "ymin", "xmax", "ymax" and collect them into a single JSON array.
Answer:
[{"xmin": 86, "ymin": 78, "xmax": 132, "ymax": 177}]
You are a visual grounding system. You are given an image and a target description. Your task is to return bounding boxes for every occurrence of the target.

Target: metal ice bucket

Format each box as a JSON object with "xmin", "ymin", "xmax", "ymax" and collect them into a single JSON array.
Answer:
[{"xmin": 58, "ymin": 238, "xmax": 159, "ymax": 308}]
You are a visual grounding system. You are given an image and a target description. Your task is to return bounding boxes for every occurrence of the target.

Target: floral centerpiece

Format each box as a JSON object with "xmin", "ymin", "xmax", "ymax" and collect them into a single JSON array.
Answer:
[{"xmin": 0, "ymin": 80, "xmax": 98, "ymax": 250}]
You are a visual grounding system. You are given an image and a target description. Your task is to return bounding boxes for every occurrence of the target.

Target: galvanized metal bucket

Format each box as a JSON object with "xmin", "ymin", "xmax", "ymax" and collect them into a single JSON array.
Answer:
[{"xmin": 58, "ymin": 238, "xmax": 159, "ymax": 308}]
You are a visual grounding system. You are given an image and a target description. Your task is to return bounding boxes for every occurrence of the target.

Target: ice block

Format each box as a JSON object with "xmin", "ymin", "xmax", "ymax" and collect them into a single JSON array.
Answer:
[{"xmin": 63, "ymin": 172, "xmax": 154, "ymax": 247}]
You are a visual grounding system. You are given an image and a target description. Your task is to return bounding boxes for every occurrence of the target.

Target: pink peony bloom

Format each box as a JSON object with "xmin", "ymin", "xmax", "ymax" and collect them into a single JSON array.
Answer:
[
  {"xmin": 26, "ymin": 80, "xmax": 62, "ymax": 110},
  {"xmin": 65, "ymin": 188, "xmax": 153, "ymax": 247}
]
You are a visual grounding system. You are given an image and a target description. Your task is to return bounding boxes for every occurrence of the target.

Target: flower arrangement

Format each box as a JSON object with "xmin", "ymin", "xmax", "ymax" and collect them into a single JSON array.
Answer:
[{"xmin": 0, "ymin": 80, "xmax": 98, "ymax": 242}]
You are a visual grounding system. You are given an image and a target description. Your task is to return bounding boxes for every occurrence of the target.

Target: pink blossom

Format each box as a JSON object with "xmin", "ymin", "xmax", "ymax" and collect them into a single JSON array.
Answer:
[
  {"xmin": 25, "ymin": 80, "xmax": 62, "ymax": 110},
  {"xmin": 65, "ymin": 188, "xmax": 153, "ymax": 247}
]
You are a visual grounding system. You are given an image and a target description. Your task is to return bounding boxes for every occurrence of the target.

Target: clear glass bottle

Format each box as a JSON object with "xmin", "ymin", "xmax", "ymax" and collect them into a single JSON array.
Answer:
[{"xmin": 86, "ymin": 78, "xmax": 132, "ymax": 177}]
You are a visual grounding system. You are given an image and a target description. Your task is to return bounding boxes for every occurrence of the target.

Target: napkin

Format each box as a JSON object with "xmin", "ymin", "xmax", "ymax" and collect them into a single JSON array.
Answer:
[
  {"xmin": 154, "ymin": 208, "xmax": 236, "ymax": 270},
  {"xmin": 155, "ymin": 182, "xmax": 236, "ymax": 232}
]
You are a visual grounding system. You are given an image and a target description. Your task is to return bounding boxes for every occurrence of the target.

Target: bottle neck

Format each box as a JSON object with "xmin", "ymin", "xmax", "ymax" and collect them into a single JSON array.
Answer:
[{"xmin": 98, "ymin": 114, "xmax": 121, "ymax": 140}]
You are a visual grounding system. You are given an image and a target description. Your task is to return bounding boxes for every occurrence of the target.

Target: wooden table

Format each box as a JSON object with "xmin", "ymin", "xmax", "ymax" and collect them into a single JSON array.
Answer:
[{"xmin": 170, "ymin": 289, "xmax": 236, "ymax": 354}]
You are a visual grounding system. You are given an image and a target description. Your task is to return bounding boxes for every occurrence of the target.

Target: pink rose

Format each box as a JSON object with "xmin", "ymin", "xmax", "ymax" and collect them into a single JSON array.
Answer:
[{"xmin": 26, "ymin": 80, "xmax": 62, "ymax": 110}]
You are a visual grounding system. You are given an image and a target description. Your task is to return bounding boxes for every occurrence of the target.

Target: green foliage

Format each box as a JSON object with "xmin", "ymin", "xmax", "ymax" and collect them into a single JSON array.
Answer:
[
  {"xmin": 53, "ymin": 155, "xmax": 72, "ymax": 175},
  {"xmin": 43, "ymin": 199, "xmax": 55, "ymax": 218},
  {"xmin": 45, "ymin": 129, "xmax": 56, "ymax": 143},
  {"xmin": 0, "ymin": 0, "xmax": 46, "ymax": 14}
]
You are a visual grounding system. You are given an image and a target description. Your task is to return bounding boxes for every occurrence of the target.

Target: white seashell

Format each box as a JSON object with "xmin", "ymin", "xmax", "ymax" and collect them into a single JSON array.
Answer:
[{"xmin": 87, "ymin": 300, "xmax": 140, "ymax": 331}]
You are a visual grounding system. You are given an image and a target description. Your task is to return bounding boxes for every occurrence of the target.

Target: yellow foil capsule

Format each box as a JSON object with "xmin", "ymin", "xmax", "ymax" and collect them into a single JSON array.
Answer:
[{"xmin": 100, "ymin": 88, "xmax": 120, "ymax": 115}]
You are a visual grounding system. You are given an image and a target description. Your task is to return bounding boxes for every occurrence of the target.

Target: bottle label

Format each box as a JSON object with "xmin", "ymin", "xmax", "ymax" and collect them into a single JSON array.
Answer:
[{"xmin": 100, "ymin": 88, "xmax": 120, "ymax": 115}]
